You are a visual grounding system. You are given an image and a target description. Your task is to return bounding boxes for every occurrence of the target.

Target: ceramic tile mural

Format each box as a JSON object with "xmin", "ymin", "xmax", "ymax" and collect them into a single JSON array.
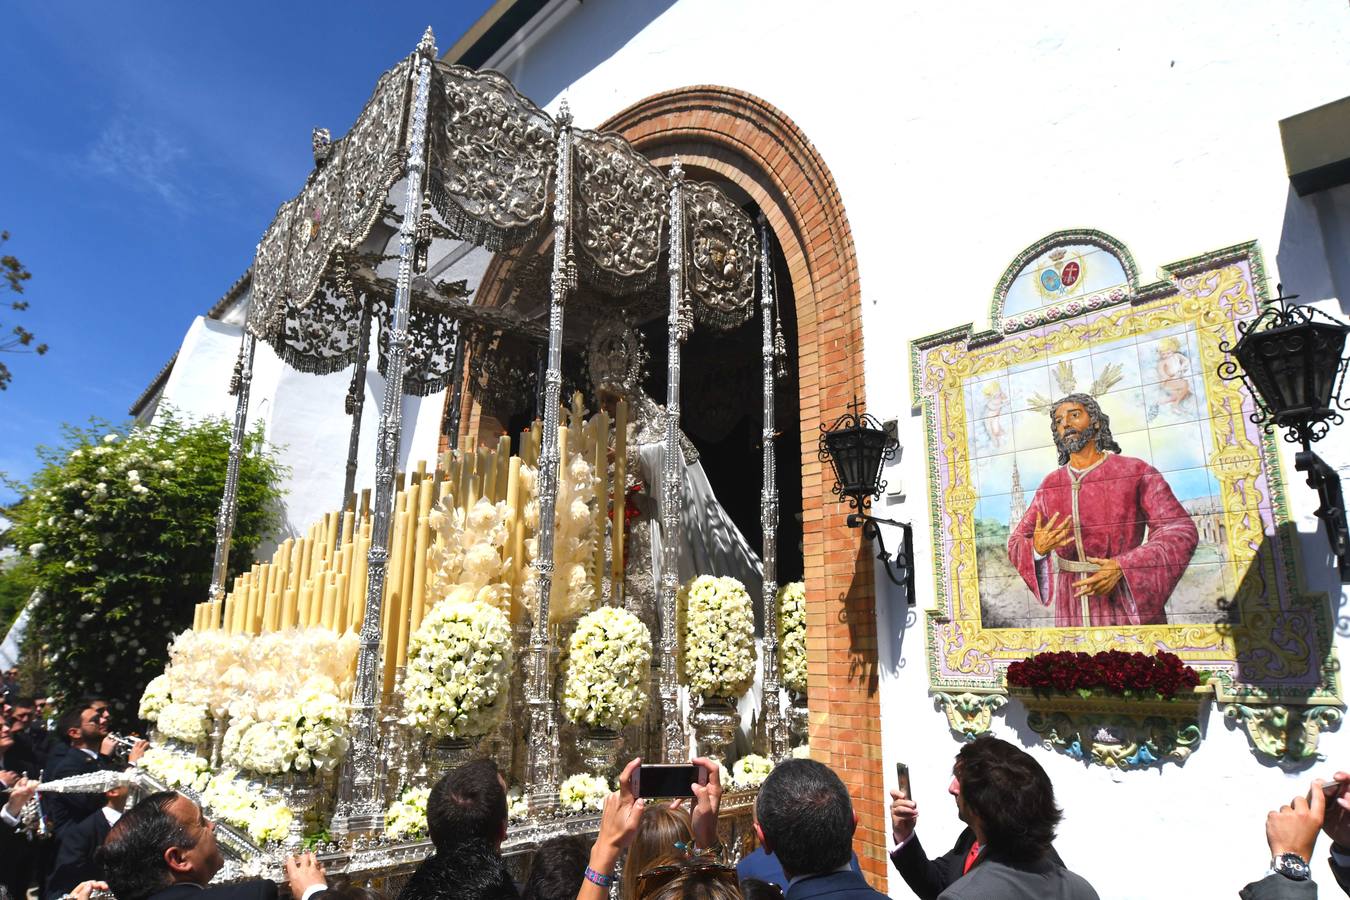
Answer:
[{"xmin": 911, "ymin": 232, "xmax": 1339, "ymax": 706}]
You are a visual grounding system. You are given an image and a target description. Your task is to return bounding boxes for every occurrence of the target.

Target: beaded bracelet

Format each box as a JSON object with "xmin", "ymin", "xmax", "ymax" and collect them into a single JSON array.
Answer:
[{"xmin": 584, "ymin": 867, "xmax": 615, "ymax": 889}]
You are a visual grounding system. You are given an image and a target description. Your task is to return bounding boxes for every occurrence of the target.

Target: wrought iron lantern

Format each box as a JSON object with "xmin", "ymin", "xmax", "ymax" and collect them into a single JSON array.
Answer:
[
  {"xmin": 1219, "ymin": 286, "xmax": 1350, "ymax": 579},
  {"xmin": 818, "ymin": 398, "xmax": 914, "ymax": 601}
]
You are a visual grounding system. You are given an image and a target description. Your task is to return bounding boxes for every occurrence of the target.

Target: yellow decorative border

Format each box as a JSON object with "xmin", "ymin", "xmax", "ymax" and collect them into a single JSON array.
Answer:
[{"xmin": 914, "ymin": 248, "xmax": 1339, "ymax": 708}]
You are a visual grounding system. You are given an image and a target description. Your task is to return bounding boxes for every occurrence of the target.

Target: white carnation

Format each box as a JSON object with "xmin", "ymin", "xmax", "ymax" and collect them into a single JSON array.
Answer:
[
  {"xmin": 680, "ymin": 575, "xmax": 757, "ymax": 699},
  {"xmin": 562, "ymin": 606, "xmax": 652, "ymax": 730}
]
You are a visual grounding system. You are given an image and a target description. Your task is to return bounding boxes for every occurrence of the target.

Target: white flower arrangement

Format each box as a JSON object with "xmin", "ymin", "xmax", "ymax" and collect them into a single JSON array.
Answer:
[
  {"xmin": 201, "ymin": 769, "xmax": 293, "ymax": 844},
  {"xmin": 138, "ymin": 745, "xmax": 211, "ymax": 793},
  {"xmin": 680, "ymin": 575, "xmax": 757, "ymax": 699},
  {"xmin": 404, "ymin": 598, "xmax": 513, "ymax": 739},
  {"xmin": 385, "ymin": 786, "xmax": 431, "ymax": 839},
  {"xmin": 157, "ymin": 702, "xmax": 210, "ymax": 745},
  {"xmin": 791, "ymin": 744, "xmax": 811, "ymax": 760},
  {"xmin": 520, "ymin": 453, "xmax": 600, "ymax": 626},
  {"xmin": 731, "ymin": 754, "xmax": 774, "ymax": 790},
  {"xmin": 777, "ymin": 581, "xmax": 807, "ymax": 693},
  {"xmin": 165, "ymin": 629, "xmax": 250, "ymax": 716},
  {"xmin": 427, "ymin": 496, "xmax": 516, "ymax": 619},
  {"xmin": 507, "ymin": 786, "xmax": 529, "ymax": 821},
  {"xmin": 562, "ymin": 606, "xmax": 652, "ymax": 730},
  {"xmin": 138, "ymin": 673, "xmax": 172, "ymax": 722},
  {"xmin": 559, "ymin": 772, "xmax": 610, "ymax": 811}
]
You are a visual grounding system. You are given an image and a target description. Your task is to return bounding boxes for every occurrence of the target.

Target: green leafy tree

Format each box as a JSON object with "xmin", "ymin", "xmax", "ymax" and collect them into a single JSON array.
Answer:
[
  {"xmin": 1, "ymin": 230, "xmax": 47, "ymax": 390},
  {"xmin": 4, "ymin": 414, "xmax": 284, "ymax": 715}
]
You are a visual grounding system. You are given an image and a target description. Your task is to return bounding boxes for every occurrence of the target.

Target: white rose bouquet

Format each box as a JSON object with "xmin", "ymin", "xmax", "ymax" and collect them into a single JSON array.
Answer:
[
  {"xmin": 559, "ymin": 773, "xmax": 610, "ymax": 811},
  {"xmin": 157, "ymin": 702, "xmax": 210, "ymax": 745},
  {"xmin": 562, "ymin": 606, "xmax": 652, "ymax": 730},
  {"xmin": 385, "ymin": 786, "xmax": 431, "ymax": 839},
  {"xmin": 138, "ymin": 745, "xmax": 211, "ymax": 792},
  {"xmin": 777, "ymin": 581, "xmax": 807, "ymax": 693},
  {"xmin": 404, "ymin": 598, "xmax": 513, "ymax": 739},
  {"xmin": 680, "ymin": 575, "xmax": 757, "ymax": 699},
  {"xmin": 139, "ymin": 673, "xmax": 172, "ymax": 722},
  {"xmin": 731, "ymin": 753, "xmax": 773, "ymax": 790},
  {"xmin": 507, "ymin": 786, "xmax": 529, "ymax": 821},
  {"xmin": 201, "ymin": 769, "xmax": 293, "ymax": 844}
]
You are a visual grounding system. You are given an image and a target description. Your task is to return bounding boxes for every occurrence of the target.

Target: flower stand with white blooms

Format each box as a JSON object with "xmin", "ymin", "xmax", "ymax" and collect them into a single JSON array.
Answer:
[
  {"xmin": 404, "ymin": 597, "xmax": 513, "ymax": 775},
  {"xmin": 681, "ymin": 575, "xmax": 758, "ymax": 761},
  {"xmin": 777, "ymin": 581, "xmax": 810, "ymax": 747},
  {"xmin": 562, "ymin": 605, "xmax": 652, "ymax": 775}
]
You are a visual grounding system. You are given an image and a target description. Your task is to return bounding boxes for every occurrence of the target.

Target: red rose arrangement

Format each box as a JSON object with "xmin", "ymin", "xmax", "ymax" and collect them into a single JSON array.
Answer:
[{"xmin": 1006, "ymin": 649, "xmax": 1202, "ymax": 700}]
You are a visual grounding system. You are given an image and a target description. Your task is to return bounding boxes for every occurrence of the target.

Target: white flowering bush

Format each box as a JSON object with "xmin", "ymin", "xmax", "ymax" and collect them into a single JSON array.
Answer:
[
  {"xmin": 679, "ymin": 575, "xmax": 757, "ymax": 699},
  {"xmin": 563, "ymin": 606, "xmax": 652, "ymax": 730},
  {"xmin": 559, "ymin": 773, "xmax": 610, "ymax": 811},
  {"xmin": 138, "ymin": 745, "xmax": 211, "ymax": 792},
  {"xmin": 385, "ymin": 786, "xmax": 431, "ymax": 839},
  {"xmin": 427, "ymin": 496, "xmax": 516, "ymax": 619},
  {"xmin": 6, "ymin": 414, "xmax": 282, "ymax": 716},
  {"xmin": 777, "ymin": 581, "xmax": 807, "ymax": 694},
  {"xmin": 201, "ymin": 769, "xmax": 293, "ymax": 844},
  {"xmin": 138, "ymin": 674, "xmax": 172, "ymax": 721},
  {"xmin": 404, "ymin": 599, "xmax": 513, "ymax": 739},
  {"xmin": 791, "ymin": 744, "xmax": 812, "ymax": 760},
  {"xmin": 157, "ymin": 702, "xmax": 210, "ymax": 745},
  {"xmin": 731, "ymin": 754, "xmax": 774, "ymax": 790},
  {"xmin": 520, "ymin": 453, "xmax": 600, "ymax": 626}
]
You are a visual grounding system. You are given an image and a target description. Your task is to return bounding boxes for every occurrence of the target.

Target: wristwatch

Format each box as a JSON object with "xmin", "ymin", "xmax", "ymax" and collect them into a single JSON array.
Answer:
[{"xmin": 1272, "ymin": 852, "xmax": 1312, "ymax": 881}]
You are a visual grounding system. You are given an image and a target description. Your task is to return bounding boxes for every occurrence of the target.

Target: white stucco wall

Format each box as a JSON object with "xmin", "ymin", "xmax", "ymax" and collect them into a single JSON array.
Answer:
[
  {"xmin": 155, "ymin": 313, "xmax": 448, "ymax": 544},
  {"xmin": 475, "ymin": 1, "xmax": 1350, "ymax": 896}
]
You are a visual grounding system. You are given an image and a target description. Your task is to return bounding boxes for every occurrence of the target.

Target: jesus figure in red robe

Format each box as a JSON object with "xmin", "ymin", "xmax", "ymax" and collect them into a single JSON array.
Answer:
[{"xmin": 1007, "ymin": 393, "xmax": 1198, "ymax": 626}]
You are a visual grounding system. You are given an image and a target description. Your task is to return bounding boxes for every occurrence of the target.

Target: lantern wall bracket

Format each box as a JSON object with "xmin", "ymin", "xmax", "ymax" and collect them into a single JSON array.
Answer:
[
  {"xmin": 1295, "ymin": 447, "xmax": 1350, "ymax": 582},
  {"xmin": 847, "ymin": 511, "xmax": 916, "ymax": 602}
]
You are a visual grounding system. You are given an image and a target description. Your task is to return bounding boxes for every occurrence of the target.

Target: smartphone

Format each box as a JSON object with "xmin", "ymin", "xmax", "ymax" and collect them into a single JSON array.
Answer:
[
  {"xmin": 635, "ymin": 764, "xmax": 707, "ymax": 799},
  {"xmin": 896, "ymin": 762, "xmax": 911, "ymax": 800}
]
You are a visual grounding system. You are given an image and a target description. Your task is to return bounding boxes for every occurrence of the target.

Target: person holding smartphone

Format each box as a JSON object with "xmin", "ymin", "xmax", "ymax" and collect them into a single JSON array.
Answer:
[{"xmin": 889, "ymin": 738, "xmax": 1075, "ymax": 900}]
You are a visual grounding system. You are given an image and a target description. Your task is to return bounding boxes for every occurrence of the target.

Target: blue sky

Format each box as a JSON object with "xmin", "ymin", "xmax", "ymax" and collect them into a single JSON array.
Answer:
[{"xmin": 0, "ymin": 2, "xmax": 494, "ymax": 502}]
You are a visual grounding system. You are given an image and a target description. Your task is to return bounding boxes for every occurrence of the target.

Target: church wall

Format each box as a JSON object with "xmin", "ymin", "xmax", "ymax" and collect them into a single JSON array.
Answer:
[
  {"xmin": 155, "ymin": 315, "xmax": 447, "ymax": 549},
  {"xmin": 474, "ymin": 1, "xmax": 1350, "ymax": 897}
]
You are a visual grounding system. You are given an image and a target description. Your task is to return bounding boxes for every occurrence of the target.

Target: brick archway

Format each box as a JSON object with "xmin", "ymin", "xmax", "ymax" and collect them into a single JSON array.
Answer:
[
  {"xmin": 459, "ymin": 86, "xmax": 885, "ymax": 885},
  {"xmin": 601, "ymin": 87, "xmax": 885, "ymax": 886}
]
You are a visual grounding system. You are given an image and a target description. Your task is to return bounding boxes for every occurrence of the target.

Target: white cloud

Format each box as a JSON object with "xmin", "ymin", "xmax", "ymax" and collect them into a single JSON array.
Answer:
[{"xmin": 83, "ymin": 115, "xmax": 190, "ymax": 208}]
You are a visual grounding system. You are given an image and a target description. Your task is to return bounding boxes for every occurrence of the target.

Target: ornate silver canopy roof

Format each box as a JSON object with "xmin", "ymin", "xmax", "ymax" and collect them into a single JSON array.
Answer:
[{"xmin": 243, "ymin": 45, "xmax": 756, "ymax": 390}]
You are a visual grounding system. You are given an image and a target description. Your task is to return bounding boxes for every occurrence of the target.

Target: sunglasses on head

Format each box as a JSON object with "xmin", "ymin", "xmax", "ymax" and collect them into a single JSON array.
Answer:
[{"xmin": 635, "ymin": 857, "xmax": 738, "ymax": 897}]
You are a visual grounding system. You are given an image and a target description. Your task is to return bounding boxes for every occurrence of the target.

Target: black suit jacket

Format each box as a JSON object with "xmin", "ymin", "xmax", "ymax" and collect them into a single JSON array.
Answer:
[
  {"xmin": 44, "ymin": 749, "xmax": 117, "ymax": 836},
  {"xmin": 784, "ymin": 869, "xmax": 889, "ymax": 900},
  {"xmin": 0, "ymin": 811, "xmax": 35, "ymax": 900},
  {"xmin": 889, "ymin": 828, "xmax": 978, "ymax": 900},
  {"xmin": 889, "ymin": 828, "xmax": 1065, "ymax": 900},
  {"xmin": 47, "ymin": 807, "xmax": 114, "ymax": 896},
  {"xmin": 147, "ymin": 879, "xmax": 279, "ymax": 900}
]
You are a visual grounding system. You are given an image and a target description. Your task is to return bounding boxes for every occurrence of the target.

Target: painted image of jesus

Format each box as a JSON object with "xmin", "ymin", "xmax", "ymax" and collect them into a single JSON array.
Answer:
[{"xmin": 1006, "ymin": 393, "xmax": 1199, "ymax": 626}]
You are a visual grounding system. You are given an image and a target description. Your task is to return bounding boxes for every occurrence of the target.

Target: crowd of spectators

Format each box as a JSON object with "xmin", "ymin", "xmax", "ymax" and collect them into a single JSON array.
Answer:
[{"xmin": 6, "ymin": 665, "xmax": 1350, "ymax": 900}]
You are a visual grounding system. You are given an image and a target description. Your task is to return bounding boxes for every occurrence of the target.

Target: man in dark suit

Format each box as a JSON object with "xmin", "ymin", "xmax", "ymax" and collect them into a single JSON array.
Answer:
[
  {"xmin": 95, "ymin": 790, "xmax": 277, "ymax": 900},
  {"xmin": 0, "ymin": 775, "xmax": 38, "ymax": 900},
  {"xmin": 45, "ymin": 702, "xmax": 145, "ymax": 837},
  {"xmin": 888, "ymin": 738, "xmax": 1065, "ymax": 899},
  {"xmin": 46, "ymin": 778, "xmax": 130, "ymax": 896},
  {"xmin": 752, "ymin": 758, "xmax": 888, "ymax": 900},
  {"xmin": 10, "ymin": 697, "xmax": 59, "ymax": 770}
]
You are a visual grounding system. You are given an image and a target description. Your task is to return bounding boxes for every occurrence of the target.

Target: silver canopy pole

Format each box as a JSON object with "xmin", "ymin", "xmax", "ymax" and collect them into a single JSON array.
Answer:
[
  {"xmin": 524, "ymin": 101, "xmax": 574, "ymax": 814},
  {"xmin": 207, "ymin": 330, "xmax": 257, "ymax": 614},
  {"xmin": 332, "ymin": 27, "xmax": 435, "ymax": 835},
  {"xmin": 758, "ymin": 221, "xmax": 787, "ymax": 759},
  {"xmin": 660, "ymin": 160, "xmax": 689, "ymax": 763}
]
